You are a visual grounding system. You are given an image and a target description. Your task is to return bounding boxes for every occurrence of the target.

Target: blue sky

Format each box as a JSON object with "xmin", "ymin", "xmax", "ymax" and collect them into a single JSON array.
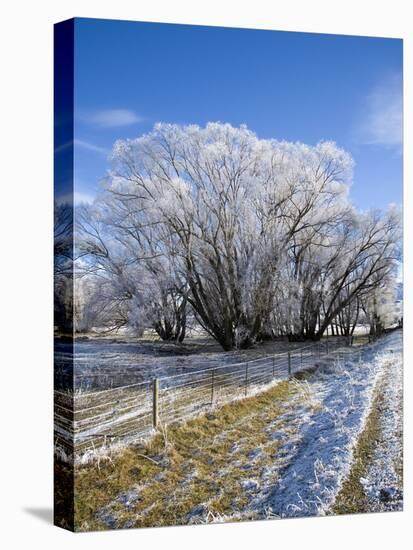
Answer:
[{"xmin": 72, "ymin": 18, "xmax": 403, "ymax": 210}]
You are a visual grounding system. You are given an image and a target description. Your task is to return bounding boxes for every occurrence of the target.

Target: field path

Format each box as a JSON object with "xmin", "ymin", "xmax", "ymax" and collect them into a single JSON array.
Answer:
[
  {"xmin": 359, "ymin": 345, "xmax": 403, "ymax": 511},
  {"xmin": 73, "ymin": 331, "xmax": 402, "ymax": 530}
]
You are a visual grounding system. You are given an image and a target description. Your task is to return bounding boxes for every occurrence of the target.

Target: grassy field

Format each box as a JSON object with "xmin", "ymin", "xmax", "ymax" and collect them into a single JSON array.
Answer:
[
  {"xmin": 332, "ymin": 383, "xmax": 385, "ymax": 514},
  {"xmin": 70, "ymin": 380, "xmax": 299, "ymax": 530},
  {"xmin": 333, "ymin": 349, "xmax": 403, "ymax": 514},
  {"xmin": 54, "ymin": 332, "xmax": 402, "ymax": 531},
  {"xmin": 55, "ymin": 338, "xmax": 352, "ymax": 460}
]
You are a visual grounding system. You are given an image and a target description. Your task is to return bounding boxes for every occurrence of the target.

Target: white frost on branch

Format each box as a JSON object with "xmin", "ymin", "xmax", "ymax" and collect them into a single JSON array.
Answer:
[{"xmin": 69, "ymin": 122, "xmax": 401, "ymax": 349}]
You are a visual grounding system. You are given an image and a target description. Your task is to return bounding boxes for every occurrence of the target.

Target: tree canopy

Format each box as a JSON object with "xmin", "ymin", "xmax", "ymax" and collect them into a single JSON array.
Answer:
[{"xmin": 71, "ymin": 123, "xmax": 401, "ymax": 349}]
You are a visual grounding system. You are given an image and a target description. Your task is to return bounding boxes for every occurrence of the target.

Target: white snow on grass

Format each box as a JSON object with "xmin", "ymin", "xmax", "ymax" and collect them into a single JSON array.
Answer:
[
  {"xmin": 86, "ymin": 331, "xmax": 402, "ymax": 528},
  {"xmin": 57, "ymin": 339, "xmax": 338, "ymax": 462},
  {"xmin": 238, "ymin": 331, "xmax": 403, "ymax": 519},
  {"xmin": 359, "ymin": 343, "xmax": 403, "ymax": 511}
]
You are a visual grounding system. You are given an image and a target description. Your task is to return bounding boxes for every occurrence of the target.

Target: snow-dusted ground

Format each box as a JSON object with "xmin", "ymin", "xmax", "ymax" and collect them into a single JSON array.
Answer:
[
  {"xmin": 360, "ymin": 344, "xmax": 403, "ymax": 511},
  {"xmin": 91, "ymin": 331, "xmax": 402, "ymax": 528},
  {"xmin": 56, "ymin": 339, "xmax": 342, "ymax": 460},
  {"xmin": 237, "ymin": 331, "xmax": 403, "ymax": 519},
  {"xmin": 54, "ymin": 336, "xmax": 349, "ymax": 391}
]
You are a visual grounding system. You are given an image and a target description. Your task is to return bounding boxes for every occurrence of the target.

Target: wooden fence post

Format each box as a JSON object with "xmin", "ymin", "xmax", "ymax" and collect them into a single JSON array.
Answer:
[
  {"xmin": 152, "ymin": 378, "xmax": 159, "ymax": 429},
  {"xmin": 288, "ymin": 352, "xmax": 292, "ymax": 378}
]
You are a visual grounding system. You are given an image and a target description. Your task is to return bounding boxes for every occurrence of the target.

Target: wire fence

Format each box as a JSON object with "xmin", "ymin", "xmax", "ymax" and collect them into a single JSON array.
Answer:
[{"xmin": 54, "ymin": 337, "xmax": 369, "ymax": 459}]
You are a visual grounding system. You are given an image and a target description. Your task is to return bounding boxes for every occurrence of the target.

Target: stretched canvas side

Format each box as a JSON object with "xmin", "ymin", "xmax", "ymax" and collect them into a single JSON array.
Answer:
[{"xmin": 54, "ymin": 18, "xmax": 75, "ymax": 532}]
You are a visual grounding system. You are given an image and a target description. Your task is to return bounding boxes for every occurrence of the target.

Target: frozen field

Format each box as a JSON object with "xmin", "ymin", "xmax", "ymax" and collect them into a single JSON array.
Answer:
[
  {"xmin": 54, "ymin": 335, "xmax": 359, "ymax": 392},
  {"xmin": 247, "ymin": 330, "xmax": 403, "ymax": 518},
  {"xmin": 76, "ymin": 330, "xmax": 403, "ymax": 529},
  {"xmin": 54, "ymin": 337, "xmax": 352, "ymax": 459}
]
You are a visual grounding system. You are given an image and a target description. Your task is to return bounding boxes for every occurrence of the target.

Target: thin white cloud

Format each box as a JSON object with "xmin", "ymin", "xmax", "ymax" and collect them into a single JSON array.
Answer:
[
  {"xmin": 55, "ymin": 139, "xmax": 109, "ymax": 155},
  {"xmin": 73, "ymin": 191, "xmax": 95, "ymax": 205},
  {"xmin": 81, "ymin": 109, "xmax": 143, "ymax": 128},
  {"xmin": 54, "ymin": 140, "xmax": 72, "ymax": 154},
  {"xmin": 74, "ymin": 139, "xmax": 109, "ymax": 155},
  {"xmin": 357, "ymin": 73, "xmax": 402, "ymax": 149},
  {"xmin": 56, "ymin": 190, "xmax": 95, "ymax": 206}
]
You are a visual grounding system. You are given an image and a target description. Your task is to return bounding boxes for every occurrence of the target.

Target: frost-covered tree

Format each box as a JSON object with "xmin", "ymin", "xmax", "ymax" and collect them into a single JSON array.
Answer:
[
  {"xmin": 103, "ymin": 122, "xmax": 353, "ymax": 349},
  {"xmin": 76, "ymin": 203, "xmax": 187, "ymax": 340},
  {"xmin": 361, "ymin": 276, "xmax": 402, "ymax": 337},
  {"xmin": 54, "ymin": 202, "xmax": 74, "ymax": 333},
  {"xmin": 314, "ymin": 207, "xmax": 402, "ymax": 338},
  {"xmin": 285, "ymin": 206, "xmax": 401, "ymax": 340},
  {"xmin": 75, "ymin": 122, "xmax": 401, "ymax": 349}
]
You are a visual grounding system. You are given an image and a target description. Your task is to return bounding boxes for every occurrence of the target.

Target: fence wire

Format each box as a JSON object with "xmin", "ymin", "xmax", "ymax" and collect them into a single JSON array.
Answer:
[{"xmin": 54, "ymin": 338, "xmax": 367, "ymax": 458}]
